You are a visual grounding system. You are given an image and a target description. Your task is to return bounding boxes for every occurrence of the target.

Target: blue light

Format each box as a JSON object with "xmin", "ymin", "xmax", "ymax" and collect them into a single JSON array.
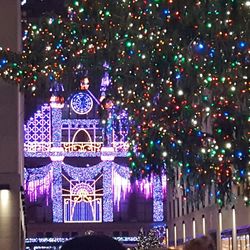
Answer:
[
  {"xmin": 224, "ymin": 112, "xmax": 229, "ymax": 116},
  {"xmin": 240, "ymin": 170, "xmax": 244, "ymax": 176},
  {"xmin": 198, "ymin": 43, "xmax": 204, "ymax": 49},
  {"xmin": 103, "ymin": 162, "xmax": 114, "ymax": 222},
  {"xmin": 235, "ymin": 151, "xmax": 243, "ymax": 158},
  {"xmin": 186, "ymin": 188, "xmax": 190, "ymax": 193},
  {"xmin": 129, "ymin": 50, "xmax": 134, "ymax": 55},
  {"xmin": 171, "ymin": 142, "xmax": 176, "ymax": 148},
  {"xmin": 153, "ymin": 175, "xmax": 164, "ymax": 222},
  {"xmin": 239, "ymin": 41, "xmax": 246, "ymax": 48},
  {"xmin": 0, "ymin": 58, "xmax": 7, "ymax": 68},
  {"xmin": 56, "ymin": 43, "xmax": 62, "ymax": 49},
  {"xmin": 209, "ymin": 49, "xmax": 215, "ymax": 57},
  {"xmin": 163, "ymin": 9, "xmax": 170, "ymax": 16},
  {"xmin": 175, "ymin": 73, "xmax": 181, "ymax": 79},
  {"xmin": 197, "ymin": 131, "xmax": 202, "ymax": 137},
  {"xmin": 186, "ymin": 168, "xmax": 190, "ymax": 173},
  {"xmin": 216, "ymin": 191, "xmax": 220, "ymax": 196}
]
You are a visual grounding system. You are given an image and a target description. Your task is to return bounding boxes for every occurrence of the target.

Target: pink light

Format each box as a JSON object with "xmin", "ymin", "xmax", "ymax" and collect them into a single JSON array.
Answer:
[
  {"xmin": 162, "ymin": 175, "xmax": 167, "ymax": 196},
  {"xmin": 113, "ymin": 171, "xmax": 131, "ymax": 211},
  {"xmin": 113, "ymin": 172, "xmax": 167, "ymax": 211},
  {"xmin": 25, "ymin": 170, "xmax": 53, "ymax": 205},
  {"xmin": 135, "ymin": 178, "xmax": 153, "ymax": 199}
]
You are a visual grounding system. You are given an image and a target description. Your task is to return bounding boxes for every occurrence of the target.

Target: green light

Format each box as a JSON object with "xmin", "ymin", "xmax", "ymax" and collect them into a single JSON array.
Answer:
[
  {"xmin": 207, "ymin": 76, "xmax": 212, "ymax": 82},
  {"xmin": 127, "ymin": 152, "xmax": 132, "ymax": 157},
  {"xmin": 105, "ymin": 11, "xmax": 111, "ymax": 17},
  {"xmin": 126, "ymin": 41, "xmax": 132, "ymax": 47},
  {"xmin": 202, "ymin": 95, "xmax": 208, "ymax": 101},
  {"xmin": 206, "ymin": 23, "xmax": 212, "ymax": 28},
  {"xmin": 217, "ymin": 199, "xmax": 222, "ymax": 205},
  {"xmin": 221, "ymin": 77, "xmax": 226, "ymax": 82}
]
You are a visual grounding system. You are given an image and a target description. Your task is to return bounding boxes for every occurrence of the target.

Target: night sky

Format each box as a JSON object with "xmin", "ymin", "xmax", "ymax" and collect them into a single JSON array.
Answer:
[{"xmin": 22, "ymin": 0, "xmax": 66, "ymax": 17}]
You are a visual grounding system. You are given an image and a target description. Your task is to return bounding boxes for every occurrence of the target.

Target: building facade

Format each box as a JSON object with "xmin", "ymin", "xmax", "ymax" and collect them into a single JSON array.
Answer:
[
  {"xmin": 24, "ymin": 78, "xmax": 167, "ymax": 249},
  {"xmin": 166, "ymin": 160, "xmax": 250, "ymax": 250}
]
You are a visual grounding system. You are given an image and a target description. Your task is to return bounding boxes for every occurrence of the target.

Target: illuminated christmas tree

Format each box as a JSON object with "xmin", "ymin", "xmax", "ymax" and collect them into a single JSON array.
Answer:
[{"xmin": 0, "ymin": 0, "xmax": 249, "ymax": 205}]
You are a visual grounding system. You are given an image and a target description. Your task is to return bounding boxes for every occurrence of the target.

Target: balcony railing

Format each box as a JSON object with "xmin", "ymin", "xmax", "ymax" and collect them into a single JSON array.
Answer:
[{"xmin": 24, "ymin": 141, "xmax": 129, "ymax": 154}]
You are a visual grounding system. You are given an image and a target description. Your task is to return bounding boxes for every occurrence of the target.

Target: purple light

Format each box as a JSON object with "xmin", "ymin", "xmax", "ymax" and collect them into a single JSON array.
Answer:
[
  {"xmin": 24, "ymin": 167, "xmax": 53, "ymax": 205},
  {"xmin": 135, "ymin": 178, "xmax": 153, "ymax": 199},
  {"xmin": 113, "ymin": 170, "xmax": 131, "ymax": 211}
]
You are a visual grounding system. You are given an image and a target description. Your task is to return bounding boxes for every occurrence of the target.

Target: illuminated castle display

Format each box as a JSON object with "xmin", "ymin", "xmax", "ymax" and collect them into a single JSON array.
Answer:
[{"xmin": 24, "ymin": 71, "xmax": 167, "ymax": 224}]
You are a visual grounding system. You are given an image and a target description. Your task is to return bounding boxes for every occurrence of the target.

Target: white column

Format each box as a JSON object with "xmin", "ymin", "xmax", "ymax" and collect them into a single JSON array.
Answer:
[
  {"xmin": 202, "ymin": 214, "xmax": 206, "ymax": 235},
  {"xmin": 217, "ymin": 209, "xmax": 222, "ymax": 250},
  {"xmin": 174, "ymin": 224, "xmax": 177, "ymax": 247},
  {"xmin": 232, "ymin": 206, "xmax": 237, "ymax": 250},
  {"xmin": 192, "ymin": 217, "xmax": 196, "ymax": 239},
  {"xmin": 166, "ymin": 227, "xmax": 169, "ymax": 248},
  {"xmin": 182, "ymin": 221, "xmax": 186, "ymax": 243}
]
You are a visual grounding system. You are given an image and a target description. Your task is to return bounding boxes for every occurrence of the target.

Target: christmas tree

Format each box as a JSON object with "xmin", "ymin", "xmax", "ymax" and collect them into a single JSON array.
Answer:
[
  {"xmin": 136, "ymin": 227, "xmax": 161, "ymax": 250},
  {"xmin": 0, "ymin": 0, "xmax": 249, "ymax": 206}
]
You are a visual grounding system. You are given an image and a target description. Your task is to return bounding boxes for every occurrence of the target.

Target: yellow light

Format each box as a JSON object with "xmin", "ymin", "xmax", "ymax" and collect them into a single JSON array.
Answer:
[{"xmin": 0, "ymin": 190, "xmax": 10, "ymax": 209}]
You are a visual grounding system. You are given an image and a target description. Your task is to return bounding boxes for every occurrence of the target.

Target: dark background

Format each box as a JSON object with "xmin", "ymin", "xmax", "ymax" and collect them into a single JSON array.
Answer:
[{"xmin": 22, "ymin": 0, "xmax": 66, "ymax": 17}]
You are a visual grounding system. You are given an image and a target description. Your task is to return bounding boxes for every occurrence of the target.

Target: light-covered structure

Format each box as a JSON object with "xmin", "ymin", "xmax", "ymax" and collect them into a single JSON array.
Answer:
[{"xmin": 24, "ymin": 75, "xmax": 167, "ymax": 244}]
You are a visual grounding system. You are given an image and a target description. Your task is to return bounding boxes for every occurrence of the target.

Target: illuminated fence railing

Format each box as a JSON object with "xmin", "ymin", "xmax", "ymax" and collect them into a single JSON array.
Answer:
[
  {"xmin": 24, "ymin": 141, "xmax": 129, "ymax": 154},
  {"xmin": 25, "ymin": 237, "xmax": 138, "ymax": 250},
  {"xmin": 62, "ymin": 142, "xmax": 103, "ymax": 152},
  {"xmin": 61, "ymin": 142, "xmax": 129, "ymax": 153},
  {"xmin": 24, "ymin": 142, "xmax": 53, "ymax": 152}
]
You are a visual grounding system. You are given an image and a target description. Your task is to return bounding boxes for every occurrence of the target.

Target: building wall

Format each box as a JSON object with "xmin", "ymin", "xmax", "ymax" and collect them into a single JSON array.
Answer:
[
  {"xmin": 0, "ymin": 0, "xmax": 25, "ymax": 249},
  {"xmin": 167, "ymin": 183, "xmax": 250, "ymax": 249}
]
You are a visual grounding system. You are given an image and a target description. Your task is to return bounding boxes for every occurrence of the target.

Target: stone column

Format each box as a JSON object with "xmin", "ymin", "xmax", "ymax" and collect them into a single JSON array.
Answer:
[{"xmin": 0, "ymin": 0, "xmax": 24, "ymax": 249}]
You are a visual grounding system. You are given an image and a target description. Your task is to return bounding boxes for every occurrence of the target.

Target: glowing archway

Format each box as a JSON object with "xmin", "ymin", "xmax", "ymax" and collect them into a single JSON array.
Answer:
[{"xmin": 72, "ymin": 128, "xmax": 92, "ymax": 143}]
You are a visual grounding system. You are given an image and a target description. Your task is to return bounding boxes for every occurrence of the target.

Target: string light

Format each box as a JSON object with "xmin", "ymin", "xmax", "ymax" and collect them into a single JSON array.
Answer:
[{"xmin": 0, "ymin": 0, "xmax": 248, "ymax": 207}]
